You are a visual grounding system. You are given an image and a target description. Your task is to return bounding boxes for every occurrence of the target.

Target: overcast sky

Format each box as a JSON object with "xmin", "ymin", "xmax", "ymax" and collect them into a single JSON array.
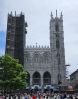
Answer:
[{"xmin": 0, "ymin": 0, "xmax": 78, "ymax": 75}]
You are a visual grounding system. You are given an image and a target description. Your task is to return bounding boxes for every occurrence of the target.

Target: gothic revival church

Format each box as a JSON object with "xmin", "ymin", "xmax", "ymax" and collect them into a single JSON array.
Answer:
[{"xmin": 24, "ymin": 11, "xmax": 66, "ymax": 86}]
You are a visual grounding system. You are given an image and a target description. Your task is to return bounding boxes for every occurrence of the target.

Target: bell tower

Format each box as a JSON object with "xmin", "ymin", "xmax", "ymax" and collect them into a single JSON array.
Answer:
[{"xmin": 50, "ymin": 10, "xmax": 66, "ymax": 85}]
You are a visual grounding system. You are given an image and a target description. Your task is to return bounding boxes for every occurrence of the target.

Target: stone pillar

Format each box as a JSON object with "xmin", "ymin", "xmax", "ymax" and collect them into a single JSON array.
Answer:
[
  {"xmin": 41, "ymin": 73, "xmax": 43, "ymax": 86},
  {"xmin": 30, "ymin": 75, "xmax": 32, "ymax": 86},
  {"xmin": 41, "ymin": 76, "xmax": 43, "ymax": 86}
]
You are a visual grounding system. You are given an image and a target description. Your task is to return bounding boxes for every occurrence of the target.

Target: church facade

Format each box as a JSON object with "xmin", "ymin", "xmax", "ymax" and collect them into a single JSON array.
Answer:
[{"xmin": 24, "ymin": 11, "xmax": 66, "ymax": 86}]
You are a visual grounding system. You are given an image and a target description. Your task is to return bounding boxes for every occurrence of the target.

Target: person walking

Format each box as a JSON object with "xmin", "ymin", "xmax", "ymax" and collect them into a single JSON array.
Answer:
[{"xmin": 32, "ymin": 94, "xmax": 37, "ymax": 99}]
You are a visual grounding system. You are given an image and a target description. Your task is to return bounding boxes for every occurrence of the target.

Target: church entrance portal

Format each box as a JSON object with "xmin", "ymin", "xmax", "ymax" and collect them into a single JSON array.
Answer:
[
  {"xmin": 43, "ymin": 72, "xmax": 51, "ymax": 85},
  {"xmin": 33, "ymin": 72, "xmax": 41, "ymax": 85}
]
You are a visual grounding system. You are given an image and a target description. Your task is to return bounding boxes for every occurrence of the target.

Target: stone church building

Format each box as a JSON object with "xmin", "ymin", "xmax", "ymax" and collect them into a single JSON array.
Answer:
[{"xmin": 24, "ymin": 11, "xmax": 66, "ymax": 86}]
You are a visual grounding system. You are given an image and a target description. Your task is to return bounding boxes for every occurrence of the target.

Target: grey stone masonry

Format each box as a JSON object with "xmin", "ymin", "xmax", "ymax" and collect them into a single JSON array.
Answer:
[{"xmin": 24, "ymin": 11, "xmax": 66, "ymax": 86}]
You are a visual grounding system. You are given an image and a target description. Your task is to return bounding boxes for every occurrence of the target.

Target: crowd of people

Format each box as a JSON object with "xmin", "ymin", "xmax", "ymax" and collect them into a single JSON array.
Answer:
[{"xmin": 0, "ymin": 92, "xmax": 78, "ymax": 99}]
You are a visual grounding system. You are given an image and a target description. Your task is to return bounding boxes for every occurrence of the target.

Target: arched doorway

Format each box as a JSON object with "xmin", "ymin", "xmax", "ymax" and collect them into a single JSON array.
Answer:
[
  {"xmin": 26, "ymin": 72, "xmax": 30, "ymax": 86},
  {"xmin": 43, "ymin": 71, "xmax": 51, "ymax": 85},
  {"xmin": 33, "ymin": 72, "xmax": 41, "ymax": 85}
]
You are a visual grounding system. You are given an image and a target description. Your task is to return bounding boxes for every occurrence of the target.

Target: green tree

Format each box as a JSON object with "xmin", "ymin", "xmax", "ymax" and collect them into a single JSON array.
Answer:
[{"xmin": 0, "ymin": 54, "xmax": 27, "ymax": 92}]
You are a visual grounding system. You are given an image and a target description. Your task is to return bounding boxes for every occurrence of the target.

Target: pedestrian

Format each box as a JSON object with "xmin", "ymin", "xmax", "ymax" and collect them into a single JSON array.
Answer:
[
  {"xmin": 32, "ymin": 94, "xmax": 36, "ymax": 99},
  {"xmin": 24, "ymin": 93, "xmax": 28, "ymax": 99}
]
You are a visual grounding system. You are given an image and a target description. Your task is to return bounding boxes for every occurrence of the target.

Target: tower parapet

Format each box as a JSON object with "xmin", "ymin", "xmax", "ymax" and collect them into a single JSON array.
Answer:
[
  {"xmin": 26, "ymin": 45, "xmax": 50, "ymax": 49},
  {"xmin": 8, "ymin": 11, "xmax": 25, "ymax": 17},
  {"xmin": 50, "ymin": 10, "xmax": 63, "ymax": 21}
]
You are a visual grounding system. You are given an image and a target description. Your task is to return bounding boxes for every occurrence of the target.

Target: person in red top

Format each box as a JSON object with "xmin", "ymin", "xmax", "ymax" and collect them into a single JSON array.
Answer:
[{"xmin": 32, "ymin": 94, "xmax": 37, "ymax": 99}]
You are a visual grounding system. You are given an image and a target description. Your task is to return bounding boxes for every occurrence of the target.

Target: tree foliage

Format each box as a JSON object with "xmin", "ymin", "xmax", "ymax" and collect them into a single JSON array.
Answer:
[{"xmin": 0, "ymin": 54, "xmax": 27, "ymax": 90}]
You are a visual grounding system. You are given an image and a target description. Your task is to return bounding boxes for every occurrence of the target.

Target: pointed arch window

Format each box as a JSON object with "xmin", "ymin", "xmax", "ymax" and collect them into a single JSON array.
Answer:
[
  {"xmin": 25, "ymin": 52, "xmax": 30, "ymax": 63},
  {"xmin": 56, "ymin": 53, "xmax": 60, "ymax": 65},
  {"xmin": 43, "ymin": 52, "xmax": 50, "ymax": 63},
  {"xmin": 55, "ymin": 23, "xmax": 59, "ymax": 32},
  {"xmin": 56, "ymin": 40, "xmax": 60, "ymax": 49},
  {"xmin": 33, "ymin": 52, "xmax": 39, "ymax": 63}
]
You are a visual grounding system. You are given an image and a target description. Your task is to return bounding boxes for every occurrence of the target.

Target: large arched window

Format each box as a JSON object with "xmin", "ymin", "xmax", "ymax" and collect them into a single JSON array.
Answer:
[
  {"xmin": 33, "ymin": 72, "xmax": 41, "ymax": 85},
  {"xmin": 56, "ymin": 40, "xmax": 60, "ymax": 49},
  {"xmin": 40, "ymin": 55, "xmax": 43, "ymax": 63},
  {"xmin": 56, "ymin": 53, "xmax": 60, "ymax": 65},
  {"xmin": 43, "ymin": 52, "xmax": 50, "ymax": 63},
  {"xmin": 55, "ymin": 23, "xmax": 59, "ymax": 32},
  {"xmin": 43, "ymin": 71, "xmax": 51, "ymax": 85}
]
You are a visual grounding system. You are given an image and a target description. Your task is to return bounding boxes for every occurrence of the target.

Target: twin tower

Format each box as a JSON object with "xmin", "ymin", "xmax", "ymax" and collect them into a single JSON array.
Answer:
[{"xmin": 6, "ymin": 11, "xmax": 66, "ymax": 86}]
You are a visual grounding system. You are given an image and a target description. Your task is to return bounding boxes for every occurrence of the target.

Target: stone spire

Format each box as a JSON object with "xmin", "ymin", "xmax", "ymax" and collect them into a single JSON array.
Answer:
[
  {"xmin": 36, "ymin": 42, "xmax": 38, "ymax": 47},
  {"xmin": 11, "ymin": 11, "xmax": 12, "ymax": 15},
  {"xmin": 15, "ymin": 11, "xmax": 16, "ymax": 16},
  {"xmin": 51, "ymin": 11, "xmax": 53, "ymax": 18},
  {"xmin": 60, "ymin": 12, "xmax": 63, "ymax": 19},
  {"xmin": 56, "ymin": 10, "xmax": 57, "ymax": 17}
]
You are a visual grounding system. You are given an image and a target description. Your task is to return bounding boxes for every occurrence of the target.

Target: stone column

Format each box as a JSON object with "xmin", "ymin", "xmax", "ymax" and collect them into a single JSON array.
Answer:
[
  {"xmin": 41, "ymin": 73, "xmax": 44, "ymax": 92},
  {"xmin": 41, "ymin": 73, "xmax": 43, "ymax": 86},
  {"xmin": 30, "ymin": 75, "xmax": 32, "ymax": 86},
  {"xmin": 41, "ymin": 76, "xmax": 43, "ymax": 86}
]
